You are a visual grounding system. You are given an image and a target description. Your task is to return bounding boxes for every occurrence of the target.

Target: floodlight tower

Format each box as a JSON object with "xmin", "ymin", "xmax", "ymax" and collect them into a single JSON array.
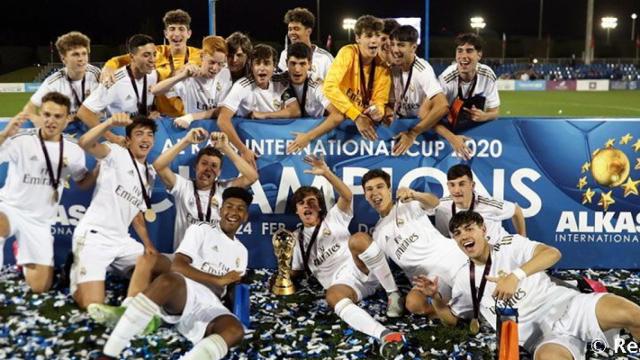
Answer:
[{"xmin": 470, "ymin": 17, "xmax": 486, "ymax": 35}]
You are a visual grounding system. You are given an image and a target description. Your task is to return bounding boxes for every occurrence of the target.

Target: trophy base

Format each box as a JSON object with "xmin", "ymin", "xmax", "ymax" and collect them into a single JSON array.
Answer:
[{"xmin": 272, "ymin": 277, "xmax": 296, "ymax": 296}]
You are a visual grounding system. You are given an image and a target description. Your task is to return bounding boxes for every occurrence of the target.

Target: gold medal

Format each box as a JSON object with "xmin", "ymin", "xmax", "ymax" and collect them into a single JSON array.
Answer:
[
  {"xmin": 52, "ymin": 189, "xmax": 59, "ymax": 203},
  {"xmin": 470, "ymin": 318, "xmax": 480, "ymax": 335},
  {"xmin": 144, "ymin": 208, "xmax": 156, "ymax": 222}
]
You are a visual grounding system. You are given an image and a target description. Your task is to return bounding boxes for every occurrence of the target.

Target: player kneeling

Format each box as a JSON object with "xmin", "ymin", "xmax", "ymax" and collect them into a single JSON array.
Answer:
[{"xmin": 97, "ymin": 187, "xmax": 252, "ymax": 360}]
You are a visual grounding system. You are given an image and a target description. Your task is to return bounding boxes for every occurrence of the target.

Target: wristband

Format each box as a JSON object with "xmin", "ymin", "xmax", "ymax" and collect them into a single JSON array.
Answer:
[{"xmin": 512, "ymin": 268, "xmax": 527, "ymax": 281}]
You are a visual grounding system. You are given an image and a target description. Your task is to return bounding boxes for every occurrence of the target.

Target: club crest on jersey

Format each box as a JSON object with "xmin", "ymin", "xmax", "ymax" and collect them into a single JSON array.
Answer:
[
  {"xmin": 210, "ymin": 197, "xmax": 219, "ymax": 208},
  {"xmin": 216, "ymin": 81, "xmax": 222, "ymax": 92},
  {"xmin": 273, "ymin": 99, "xmax": 283, "ymax": 109},
  {"xmin": 396, "ymin": 218, "xmax": 405, "ymax": 226},
  {"xmin": 63, "ymin": 157, "xmax": 69, "ymax": 167},
  {"xmin": 322, "ymin": 228, "xmax": 331, "ymax": 237}
]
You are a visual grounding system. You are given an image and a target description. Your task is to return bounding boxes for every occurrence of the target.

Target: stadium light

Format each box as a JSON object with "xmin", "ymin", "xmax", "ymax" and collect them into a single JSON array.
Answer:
[
  {"xmin": 601, "ymin": 16, "xmax": 618, "ymax": 45},
  {"xmin": 343, "ymin": 18, "xmax": 356, "ymax": 41},
  {"xmin": 470, "ymin": 17, "xmax": 486, "ymax": 35},
  {"xmin": 632, "ymin": 13, "xmax": 638, "ymax": 41}
]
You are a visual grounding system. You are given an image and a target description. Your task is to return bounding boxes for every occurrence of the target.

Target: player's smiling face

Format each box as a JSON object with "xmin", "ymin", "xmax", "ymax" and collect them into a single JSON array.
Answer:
[
  {"xmin": 251, "ymin": 58, "xmax": 274, "ymax": 88},
  {"xmin": 195, "ymin": 154, "xmax": 222, "ymax": 189},
  {"xmin": 201, "ymin": 51, "xmax": 227, "ymax": 78},
  {"xmin": 356, "ymin": 31, "xmax": 382, "ymax": 60},
  {"xmin": 391, "ymin": 40, "xmax": 417, "ymax": 67},
  {"xmin": 447, "ymin": 176, "xmax": 475, "ymax": 208},
  {"xmin": 127, "ymin": 125, "xmax": 155, "ymax": 160},
  {"xmin": 131, "ymin": 43, "xmax": 157, "ymax": 75},
  {"xmin": 380, "ymin": 33, "xmax": 392, "ymax": 61},
  {"xmin": 456, "ymin": 43, "xmax": 481, "ymax": 76},
  {"xmin": 61, "ymin": 46, "xmax": 89, "ymax": 76},
  {"xmin": 219, "ymin": 197, "xmax": 249, "ymax": 236},
  {"xmin": 295, "ymin": 194, "xmax": 322, "ymax": 226},
  {"xmin": 164, "ymin": 24, "xmax": 191, "ymax": 50},
  {"xmin": 451, "ymin": 221, "xmax": 488, "ymax": 259},
  {"xmin": 363, "ymin": 177, "xmax": 392, "ymax": 215},
  {"xmin": 287, "ymin": 56, "xmax": 310, "ymax": 85},
  {"xmin": 288, "ymin": 22, "xmax": 312, "ymax": 44},
  {"xmin": 40, "ymin": 101, "xmax": 69, "ymax": 141}
]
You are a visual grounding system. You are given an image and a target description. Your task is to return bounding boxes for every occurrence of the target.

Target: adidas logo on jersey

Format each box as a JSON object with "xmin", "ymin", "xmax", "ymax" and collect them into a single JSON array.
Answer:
[
  {"xmin": 128, "ymin": 170, "xmax": 135, "ymax": 176},
  {"xmin": 30, "ymin": 155, "xmax": 38, "ymax": 161},
  {"xmin": 212, "ymin": 245, "xmax": 219, "ymax": 252}
]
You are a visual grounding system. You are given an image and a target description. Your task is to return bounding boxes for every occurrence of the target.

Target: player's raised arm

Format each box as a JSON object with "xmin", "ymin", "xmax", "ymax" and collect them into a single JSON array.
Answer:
[
  {"xmin": 303, "ymin": 154, "xmax": 352, "ymax": 212},
  {"xmin": 78, "ymin": 113, "xmax": 132, "ymax": 159}
]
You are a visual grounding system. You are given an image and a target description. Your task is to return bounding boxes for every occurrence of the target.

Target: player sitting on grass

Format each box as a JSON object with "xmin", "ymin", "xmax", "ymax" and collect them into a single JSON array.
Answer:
[
  {"xmin": 289, "ymin": 155, "xmax": 405, "ymax": 359},
  {"xmin": 97, "ymin": 187, "xmax": 252, "ymax": 360},
  {"xmin": 415, "ymin": 211, "xmax": 640, "ymax": 360}
]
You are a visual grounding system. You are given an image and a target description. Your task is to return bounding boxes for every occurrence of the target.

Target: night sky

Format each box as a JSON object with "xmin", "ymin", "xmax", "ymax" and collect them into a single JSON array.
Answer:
[{"xmin": 2, "ymin": 0, "xmax": 638, "ymax": 47}]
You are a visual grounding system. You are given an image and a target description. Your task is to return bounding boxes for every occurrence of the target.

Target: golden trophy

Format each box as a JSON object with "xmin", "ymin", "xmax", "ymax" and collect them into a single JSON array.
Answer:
[{"xmin": 271, "ymin": 228, "xmax": 296, "ymax": 295}]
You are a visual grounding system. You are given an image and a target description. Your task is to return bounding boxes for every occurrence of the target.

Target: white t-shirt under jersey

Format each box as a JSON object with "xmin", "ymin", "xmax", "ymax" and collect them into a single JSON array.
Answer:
[
  {"xmin": 0, "ymin": 129, "xmax": 87, "ymax": 221},
  {"xmin": 290, "ymin": 77, "xmax": 329, "ymax": 118},
  {"xmin": 169, "ymin": 174, "xmax": 231, "ymax": 249},
  {"xmin": 176, "ymin": 222, "xmax": 248, "ymax": 298},
  {"xmin": 392, "ymin": 57, "xmax": 443, "ymax": 117},
  {"xmin": 220, "ymin": 76, "xmax": 297, "ymax": 117},
  {"xmin": 278, "ymin": 45, "xmax": 334, "ymax": 81},
  {"xmin": 449, "ymin": 234, "xmax": 576, "ymax": 348},
  {"xmin": 82, "ymin": 67, "xmax": 158, "ymax": 117},
  {"xmin": 372, "ymin": 201, "xmax": 467, "ymax": 284},
  {"xmin": 76, "ymin": 143, "xmax": 156, "ymax": 238},
  {"xmin": 31, "ymin": 65, "xmax": 101, "ymax": 115},
  {"xmin": 430, "ymin": 194, "xmax": 516, "ymax": 244},
  {"xmin": 438, "ymin": 63, "xmax": 500, "ymax": 110},
  {"xmin": 291, "ymin": 204, "xmax": 353, "ymax": 289},
  {"xmin": 166, "ymin": 68, "xmax": 232, "ymax": 115}
]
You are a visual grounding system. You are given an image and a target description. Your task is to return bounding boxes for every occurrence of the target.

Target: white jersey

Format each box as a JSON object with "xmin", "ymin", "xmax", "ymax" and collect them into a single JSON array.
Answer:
[
  {"xmin": 176, "ymin": 222, "xmax": 248, "ymax": 298},
  {"xmin": 76, "ymin": 143, "xmax": 156, "ymax": 238},
  {"xmin": 372, "ymin": 201, "xmax": 467, "ymax": 283},
  {"xmin": 391, "ymin": 57, "xmax": 443, "ymax": 117},
  {"xmin": 449, "ymin": 234, "xmax": 577, "ymax": 347},
  {"xmin": 169, "ymin": 174, "xmax": 231, "ymax": 249},
  {"xmin": 82, "ymin": 67, "xmax": 158, "ymax": 117},
  {"xmin": 31, "ymin": 65, "xmax": 101, "ymax": 115},
  {"xmin": 438, "ymin": 63, "xmax": 500, "ymax": 110},
  {"xmin": 278, "ymin": 45, "xmax": 334, "ymax": 81},
  {"xmin": 220, "ymin": 76, "xmax": 296, "ymax": 117},
  {"xmin": 290, "ymin": 77, "xmax": 329, "ymax": 118},
  {"xmin": 430, "ymin": 194, "xmax": 516, "ymax": 243},
  {"xmin": 291, "ymin": 204, "xmax": 353, "ymax": 289},
  {"xmin": 0, "ymin": 129, "xmax": 87, "ymax": 221},
  {"xmin": 166, "ymin": 68, "xmax": 233, "ymax": 115}
]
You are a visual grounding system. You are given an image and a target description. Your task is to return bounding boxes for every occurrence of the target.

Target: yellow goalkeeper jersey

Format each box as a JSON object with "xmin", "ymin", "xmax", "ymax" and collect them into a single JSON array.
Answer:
[{"xmin": 323, "ymin": 44, "xmax": 390, "ymax": 121}]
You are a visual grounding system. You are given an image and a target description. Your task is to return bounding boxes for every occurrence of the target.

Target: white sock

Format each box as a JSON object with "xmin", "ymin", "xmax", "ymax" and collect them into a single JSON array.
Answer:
[
  {"xmin": 358, "ymin": 242, "xmax": 398, "ymax": 293},
  {"xmin": 181, "ymin": 334, "xmax": 228, "ymax": 360},
  {"xmin": 334, "ymin": 298, "xmax": 387, "ymax": 340},
  {"xmin": 103, "ymin": 293, "xmax": 160, "ymax": 357}
]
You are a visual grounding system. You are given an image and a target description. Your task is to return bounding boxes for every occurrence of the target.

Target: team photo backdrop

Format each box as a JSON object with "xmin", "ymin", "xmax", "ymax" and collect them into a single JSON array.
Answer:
[{"xmin": 1, "ymin": 117, "xmax": 639, "ymax": 269}]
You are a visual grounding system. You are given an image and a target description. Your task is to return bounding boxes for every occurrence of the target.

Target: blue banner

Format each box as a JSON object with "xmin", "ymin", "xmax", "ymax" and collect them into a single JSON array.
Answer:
[
  {"xmin": 2, "ymin": 117, "xmax": 639, "ymax": 269},
  {"xmin": 514, "ymin": 80, "xmax": 547, "ymax": 91}
]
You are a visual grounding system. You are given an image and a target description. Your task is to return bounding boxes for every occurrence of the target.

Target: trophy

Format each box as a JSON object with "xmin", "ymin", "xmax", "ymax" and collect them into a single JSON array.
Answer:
[{"xmin": 271, "ymin": 228, "xmax": 296, "ymax": 295}]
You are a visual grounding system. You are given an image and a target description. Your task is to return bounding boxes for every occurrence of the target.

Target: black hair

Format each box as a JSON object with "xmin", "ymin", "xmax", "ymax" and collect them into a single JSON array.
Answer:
[
  {"xmin": 291, "ymin": 186, "xmax": 328, "ymax": 218},
  {"xmin": 455, "ymin": 33, "xmax": 484, "ymax": 52},
  {"xmin": 390, "ymin": 25, "xmax": 419, "ymax": 44},
  {"xmin": 223, "ymin": 187, "xmax": 253, "ymax": 206},
  {"xmin": 41, "ymin": 92, "xmax": 71, "ymax": 114},
  {"xmin": 287, "ymin": 42, "xmax": 312, "ymax": 61},
  {"xmin": 449, "ymin": 211, "xmax": 485, "ymax": 234},
  {"xmin": 125, "ymin": 116, "xmax": 157, "ymax": 137},
  {"xmin": 361, "ymin": 169, "xmax": 391, "ymax": 189},
  {"xmin": 447, "ymin": 164, "xmax": 473, "ymax": 181},
  {"xmin": 127, "ymin": 34, "xmax": 155, "ymax": 54}
]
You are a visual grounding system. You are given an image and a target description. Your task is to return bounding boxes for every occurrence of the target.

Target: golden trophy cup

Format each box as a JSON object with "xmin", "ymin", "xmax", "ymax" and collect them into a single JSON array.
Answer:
[{"xmin": 271, "ymin": 228, "xmax": 296, "ymax": 295}]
